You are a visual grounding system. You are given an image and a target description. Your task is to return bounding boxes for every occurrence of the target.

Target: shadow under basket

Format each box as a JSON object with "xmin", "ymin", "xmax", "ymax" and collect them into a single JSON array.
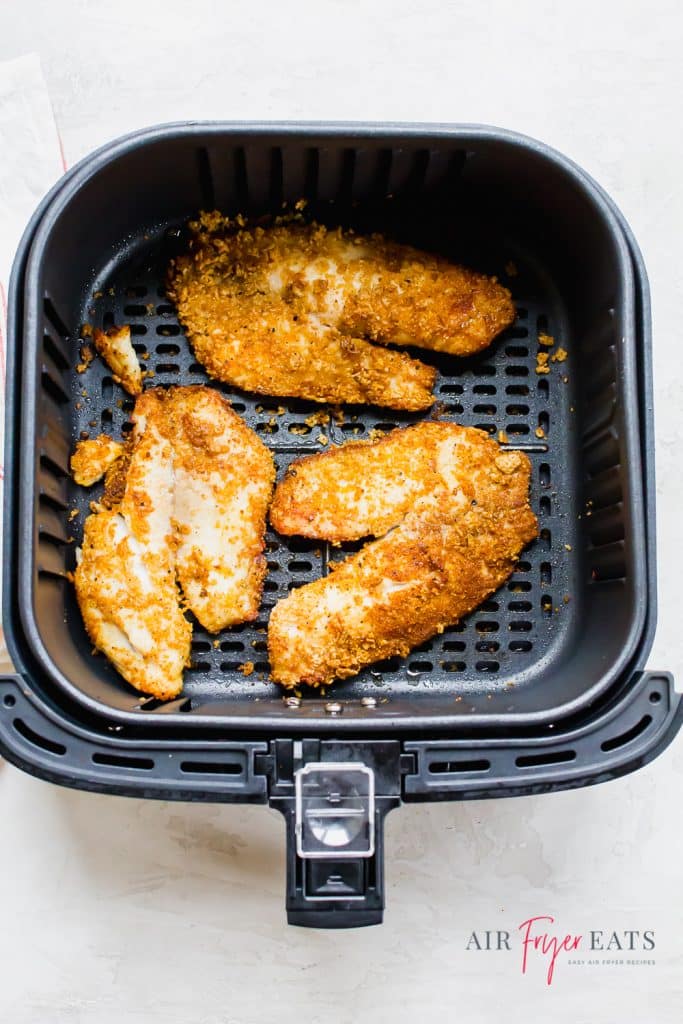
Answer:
[{"xmin": 2, "ymin": 123, "xmax": 680, "ymax": 927}]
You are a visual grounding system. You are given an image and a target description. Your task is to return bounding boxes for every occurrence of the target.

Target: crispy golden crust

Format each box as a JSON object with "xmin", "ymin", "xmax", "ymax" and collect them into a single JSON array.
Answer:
[
  {"xmin": 74, "ymin": 406, "xmax": 190, "ymax": 700},
  {"xmin": 70, "ymin": 434, "xmax": 125, "ymax": 487},
  {"xmin": 93, "ymin": 325, "xmax": 143, "ymax": 396},
  {"xmin": 267, "ymin": 429, "xmax": 538, "ymax": 687},
  {"xmin": 167, "ymin": 214, "xmax": 514, "ymax": 408},
  {"xmin": 270, "ymin": 422, "xmax": 526, "ymax": 542},
  {"xmin": 102, "ymin": 442, "xmax": 133, "ymax": 507},
  {"xmin": 162, "ymin": 386, "xmax": 276, "ymax": 631},
  {"xmin": 76, "ymin": 511, "xmax": 191, "ymax": 700},
  {"xmin": 74, "ymin": 385, "xmax": 275, "ymax": 698},
  {"xmin": 167, "ymin": 287, "xmax": 435, "ymax": 411},
  {"xmin": 268, "ymin": 500, "xmax": 538, "ymax": 688}
]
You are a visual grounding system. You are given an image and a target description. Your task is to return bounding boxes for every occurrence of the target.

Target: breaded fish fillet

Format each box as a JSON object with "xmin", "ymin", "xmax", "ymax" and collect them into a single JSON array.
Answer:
[
  {"xmin": 270, "ymin": 422, "xmax": 518, "ymax": 543},
  {"xmin": 167, "ymin": 214, "xmax": 514, "ymax": 409},
  {"xmin": 162, "ymin": 387, "xmax": 276, "ymax": 631},
  {"xmin": 74, "ymin": 386, "xmax": 275, "ymax": 698},
  {"xmin": 268, "ymin": 432, "xmax": 537, "ymax": 687},
  {"xmin": 74, "ymin": 403, "xmax": 191, "ymax": 700}
]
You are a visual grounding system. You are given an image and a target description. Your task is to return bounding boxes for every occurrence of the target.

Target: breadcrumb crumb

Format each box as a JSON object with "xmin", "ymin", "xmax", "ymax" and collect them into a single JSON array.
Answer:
[
  {"xmin": 93, "ymin": 324, "xmax": 143, "ymax": 396},
  {"xmin": 535, "ymin": 351, "xmax": 551, "ymax": 375},
  {"xmin": 71, "ymin": 435, "xmax": 125, "ymax": 487},
  {"xmin": 76, "ymin": 344, "xmax": 94, "ymax": 373},
  {"xmin": 305, "ymin": 410, "xmax": 331, "ymax": 428}
]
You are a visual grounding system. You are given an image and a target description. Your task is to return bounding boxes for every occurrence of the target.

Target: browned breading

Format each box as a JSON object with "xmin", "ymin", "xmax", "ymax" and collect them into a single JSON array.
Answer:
[
  {"xmin": 269, "ymin": 501, "xmax": 537, "ymax": 688},
  {"xmin": 74, "ymin": 385, "xmax": 275, "ymax": 699},
  {"xmin": 270, "ymin": 422, "xmax": 522, "ymax": 543},
  {"xmin": 74, "ymin": 403, "xmax": 190, "ymax": 700},
  {"xmin": 102, "ymin": 443, "xmax": 133, "ymax": 507},
  {"xmin": 162, "ymin": 386, "xmax": 276, "ymax": 630},
  {"xmin": 70, "ymin": 434, "xmax": 125, "ymax": 487},
  {"xmin": 267, "ymin": 429, "xmax": 537, "ymax": 688},
  {"xmin": 93, "ymin": 324, "xmax": 143, "ymax": 395},
  {"xmin": 167, "ymin": 215, "xmax": 515, "ymax": 409}
]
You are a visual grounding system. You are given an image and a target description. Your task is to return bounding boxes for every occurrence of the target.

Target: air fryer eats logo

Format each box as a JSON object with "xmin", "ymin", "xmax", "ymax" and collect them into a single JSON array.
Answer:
[{"xmin": 465, "ymin": 917, "xmax": 655, "ymax": 985}]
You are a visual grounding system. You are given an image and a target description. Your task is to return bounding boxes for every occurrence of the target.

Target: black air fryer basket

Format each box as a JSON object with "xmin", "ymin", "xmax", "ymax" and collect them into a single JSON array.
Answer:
[{"xmin": 2, "ymin": 123, "xmax": 680, "ymax": 927}]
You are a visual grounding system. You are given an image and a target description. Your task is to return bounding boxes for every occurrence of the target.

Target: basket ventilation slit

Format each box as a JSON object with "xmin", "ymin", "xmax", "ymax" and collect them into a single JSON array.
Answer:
[
  {"xmin": 270, "ymin": 147, "xmax": 284, "ymax": 208},
  {"xmin": 180, "ymin": 760, "xmax": 242, "ymax": 776},
  {"xmin": 43, "ymin": 333, "xmax": 70, "ymax": 371},
  {"xmin": 303, "ymin": 147, "xmax": 319, "ymax": 200},
  {"xmin": 13, "ymin": 718, "xmax": 66, "ymax": 756},
  {"xmin": 92, "ymin": 752, "xmax": 154, "ymax": 770},
  {"xmin": 43, "ymin": 296, "xmax": 70, "ymax": 339},
  {"xmin": 337, "ymin": 148, "xmax": 356, "ymax": 206},
  {"xmin": 234, "ymin": 147, "xmax": 249, "ymax": 208},
  {"xmin": 429, "ymin": 758, "xmax": 491, "ymax": 774},
  {"xmin": 196, "ymin": 147, "xmax": 215, "ymax": 208},
  {"xmin": 600, "ymin": 715, "xmax": 652, "ymax": 752},
  {"xmin": 515, "ymin": 749, "xmax": 575, "ymax": 768}
]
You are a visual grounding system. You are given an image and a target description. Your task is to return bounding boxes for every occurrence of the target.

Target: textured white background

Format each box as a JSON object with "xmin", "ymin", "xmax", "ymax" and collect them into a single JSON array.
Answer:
[{"xmin": 1, "ymin": 1, "xmax": 682, "ymax": 1021}]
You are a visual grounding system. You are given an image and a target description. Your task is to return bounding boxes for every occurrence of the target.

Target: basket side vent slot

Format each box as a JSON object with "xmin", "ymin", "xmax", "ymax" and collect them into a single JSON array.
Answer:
[
  {"xmin": 515, "ymin": 749, "xmax": 575, "ymax": 768},
  {"xmin": 600, "ymin": 715, "xmax": 652, "ymax": 753},
  {"xmin": 43, "ymin": 296, "xmax": 70, "ymax": 339},
  {"xmin": 13, "ymin": 718, "xmax": 66, "ymax": 756},
  {"xmin": 196, "ymin": 147, "xmax": 215, "ymax": 208},
  {"xmin": 92, "ymin": 752, "xmax": 154, "ymax": 770},
  {"xmin": 429, "ymin": 758, "xmax": 491, "ymax": 774},
  {"xmin": 180, "ymin": 760, "xmax": 242, "ymax": 776}
]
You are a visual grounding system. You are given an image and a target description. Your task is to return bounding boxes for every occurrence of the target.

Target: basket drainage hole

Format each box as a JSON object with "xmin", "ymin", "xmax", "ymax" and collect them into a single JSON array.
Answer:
[
  {"xmin": 3, "ymin": 694, "xmax": 16, "ymax": 707},
  {"xmin": 649, "ymin": 691, "xmax": 662, "ymax": 704}
]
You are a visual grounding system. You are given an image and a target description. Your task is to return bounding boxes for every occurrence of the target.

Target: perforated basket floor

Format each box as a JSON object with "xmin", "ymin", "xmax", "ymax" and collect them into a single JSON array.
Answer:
[{"xmin": 45, "ymin": 222, "xmax": 576, "ymax": 710}]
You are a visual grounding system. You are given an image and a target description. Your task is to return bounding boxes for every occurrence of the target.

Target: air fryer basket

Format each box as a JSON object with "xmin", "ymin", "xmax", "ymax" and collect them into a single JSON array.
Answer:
[{"xmin": 2, "ymin": 124, "xmax": 679, "ymax": 927}]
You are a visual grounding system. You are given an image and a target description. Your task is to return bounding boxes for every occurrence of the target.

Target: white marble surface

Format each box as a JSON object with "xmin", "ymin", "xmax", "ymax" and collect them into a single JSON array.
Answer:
[{"xmin": 1, "ymin": 2, "xmax": 682, "ymax": 1020}]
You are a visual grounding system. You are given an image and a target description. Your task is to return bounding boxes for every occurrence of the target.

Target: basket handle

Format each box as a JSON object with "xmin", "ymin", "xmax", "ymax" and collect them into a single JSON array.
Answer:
[{"xmin": 275, "ymin": 796, "xmax": 397, "ymax": 928}]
